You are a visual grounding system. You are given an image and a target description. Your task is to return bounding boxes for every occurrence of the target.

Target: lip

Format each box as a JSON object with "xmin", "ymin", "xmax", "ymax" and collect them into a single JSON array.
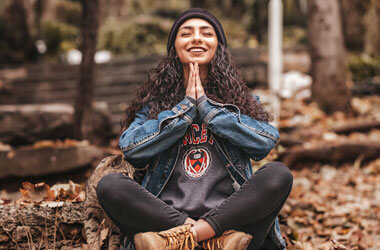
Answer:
[{"xmin": 187, "ymin": 47, "xmax": 207, "ymax": 53}]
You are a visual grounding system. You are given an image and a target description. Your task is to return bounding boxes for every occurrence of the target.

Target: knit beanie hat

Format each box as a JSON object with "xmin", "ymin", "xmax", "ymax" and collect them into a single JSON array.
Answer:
[{"xmin": 167, "ymin": 8, "xmax": 227, "ymax": 52}]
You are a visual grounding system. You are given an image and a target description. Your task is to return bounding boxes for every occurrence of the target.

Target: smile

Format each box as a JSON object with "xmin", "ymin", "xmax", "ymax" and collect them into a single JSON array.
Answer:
[{"xmin": 188, "ymin": 47, "xmax": 207, "ymax": 54}]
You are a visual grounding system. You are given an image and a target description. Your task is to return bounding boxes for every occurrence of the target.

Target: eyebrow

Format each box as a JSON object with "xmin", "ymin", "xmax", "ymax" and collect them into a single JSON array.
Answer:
[{"xmin": 179, "ymin": 26, "xmax": 214, "ymax": 31}]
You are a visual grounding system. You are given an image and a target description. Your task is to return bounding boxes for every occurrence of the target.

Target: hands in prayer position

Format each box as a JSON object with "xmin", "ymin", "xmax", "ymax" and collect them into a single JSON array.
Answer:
[{"xmin": 186, "ymin": 62, "xmax": 205, "ymax": 100}]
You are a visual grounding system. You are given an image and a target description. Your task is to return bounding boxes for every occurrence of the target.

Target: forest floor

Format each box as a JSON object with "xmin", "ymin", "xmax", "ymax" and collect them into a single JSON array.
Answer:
[
  {"xmin": 282, "ymin": 160, "xmax": 380, "ymax": 249},
  {"xmin": 258, "ymin": 93, "xmax": 380, "ymax": 249},
  {"xmin": 1, "ymin": 94, "xmax": 380, "ymax": 249}
]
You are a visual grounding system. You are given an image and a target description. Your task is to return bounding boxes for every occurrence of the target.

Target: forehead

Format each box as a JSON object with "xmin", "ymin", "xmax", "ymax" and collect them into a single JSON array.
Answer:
[{"xmin": 178, "ymin": 18, "xmax": 215, "ymax": 30}]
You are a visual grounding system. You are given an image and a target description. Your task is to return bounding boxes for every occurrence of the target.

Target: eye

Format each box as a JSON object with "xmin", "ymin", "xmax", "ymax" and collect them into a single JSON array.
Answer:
[
  {"xmin": 203, "ymin": 33, "xmax": 213, "ymax": 36},
  {"xmin": 181, "ymin": 33, "xmax": 191, "ymax": 37}
]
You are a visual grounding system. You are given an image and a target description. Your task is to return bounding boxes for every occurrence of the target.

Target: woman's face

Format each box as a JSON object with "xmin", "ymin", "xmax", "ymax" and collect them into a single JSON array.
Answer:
[{"xmin": 174, "ymin": 18, "xmax": 218, "ymax": 65}]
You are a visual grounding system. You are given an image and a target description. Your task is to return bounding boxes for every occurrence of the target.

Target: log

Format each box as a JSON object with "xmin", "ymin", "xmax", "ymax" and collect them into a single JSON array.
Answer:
[
  {"xmin": 0, "ymin": 144, "xmax": 104, "ymax": 178},
  {"xmin": 0, "ymin": 103, "xmax": 114, "ymax": 146},
  {"xmin": 278, "ymin": 135, "xmax": 303, "ymax": 147},
  {"xmin": 279, "ymin": 142, "xmax": 380, "ymax": 169},
  {"xmin": 0, "ymin": 202, "xmax": 84, "ymax": 249},
  {"xmin": 0, "ymin": 155, "xmax": 138, "ymax": 250},
  {"xmin": 331, "ymin": 120, "xmax": 380, "ymax": 134}
]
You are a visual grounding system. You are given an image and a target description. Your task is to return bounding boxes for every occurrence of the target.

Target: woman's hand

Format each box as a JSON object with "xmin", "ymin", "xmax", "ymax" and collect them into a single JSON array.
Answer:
[
  {"xmin": 186, "ymin": 63, "xmax": 205, "ymax": 100},
  {"xmin": 186, "ymin": 63, "xmax": 197, "ymax": 99}
]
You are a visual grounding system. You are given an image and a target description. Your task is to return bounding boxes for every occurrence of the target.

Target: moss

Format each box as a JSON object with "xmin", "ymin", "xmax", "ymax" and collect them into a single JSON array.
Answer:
[
  {"xmin": 348, "ymin": 54, "xmax": 380, "ymax": 82},
  {"xmin": 40, "ymin": 21, "xmax": 79, "ymax": 55},
  {"xmin": 55, "ymin": 1, "xmax": 82, "ymax": 26},
  {"xmin": 98, "ymin": 17, "xmax": 171, "ymax": 55}
]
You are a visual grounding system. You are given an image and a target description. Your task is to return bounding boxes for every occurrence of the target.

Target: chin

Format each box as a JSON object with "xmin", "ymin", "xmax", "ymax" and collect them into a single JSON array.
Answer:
[{"xmin": 188, "ymin": 58, "xmax": 211, "ymax": 65}]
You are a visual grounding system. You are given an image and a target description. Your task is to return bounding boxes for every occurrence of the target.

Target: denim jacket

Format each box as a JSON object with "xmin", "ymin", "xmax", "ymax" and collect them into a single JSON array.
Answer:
[{"xmin": 119, "ymin": 96, "xmax": 286, "ymax": 250}]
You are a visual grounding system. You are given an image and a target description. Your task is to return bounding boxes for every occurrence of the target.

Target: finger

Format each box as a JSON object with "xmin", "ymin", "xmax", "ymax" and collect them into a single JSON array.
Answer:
[
  {"xmin": 195, "ymin": 63, "xmax": 205, "ymax": 98},
  {"xmin": 186, "ymin": 63, "xmax": 197, "ymax": 99},
  {"xmin": 193, "ymin": 63, "xmax": 197, "ymax": 99},
  {"xmin": 195, "ymin": 63, "xmax": 200, "ymax": 87},
  {"xmin": 188, "ymin": 63, "xmax": 194, "ymax": 88}
]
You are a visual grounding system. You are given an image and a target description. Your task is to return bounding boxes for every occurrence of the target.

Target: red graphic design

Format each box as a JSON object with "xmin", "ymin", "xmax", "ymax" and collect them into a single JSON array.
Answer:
[
  {"xmin": 184, "ymin": 148, "xmax": 210, "ymax": 178},
  {"xmin": 182, "ymin": 123, "xmax": 214, "ymax": 146}
]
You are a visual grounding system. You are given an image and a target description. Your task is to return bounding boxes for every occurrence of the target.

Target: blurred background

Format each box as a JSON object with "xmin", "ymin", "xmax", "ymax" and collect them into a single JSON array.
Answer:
[{"xmin": 0, "ymin": 0, "xmax": 379, "ymax": 249}]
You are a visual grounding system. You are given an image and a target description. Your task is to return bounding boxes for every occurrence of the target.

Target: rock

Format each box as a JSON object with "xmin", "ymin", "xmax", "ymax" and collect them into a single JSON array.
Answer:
[
  {"xmin": 0, "ymin": 143, "xmax": 104, "ymax": 178},
  {"xmin": 0, "ymin": 103, "xmax": 114, "ymax": 146}
]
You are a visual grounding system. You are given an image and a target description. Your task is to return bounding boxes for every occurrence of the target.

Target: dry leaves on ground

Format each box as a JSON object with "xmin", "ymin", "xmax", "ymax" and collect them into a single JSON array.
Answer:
[
  {"xmin": 13, "ymin": 180, "xmax": 85, "ymax": 206},
  {"xmin": 281, "ymin": 159, "xmax": 380, "ymax": 249}
]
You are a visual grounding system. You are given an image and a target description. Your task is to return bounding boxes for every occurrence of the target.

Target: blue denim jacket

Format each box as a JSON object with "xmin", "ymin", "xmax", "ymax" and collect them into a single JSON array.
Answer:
[{"xmin": 119, "ymin": 96, "xmax": 286, "ymax": 250}]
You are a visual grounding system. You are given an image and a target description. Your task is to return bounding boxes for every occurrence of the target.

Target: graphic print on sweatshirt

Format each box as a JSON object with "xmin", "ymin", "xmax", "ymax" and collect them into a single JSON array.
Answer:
[{"xmin": 181, "ymin": 123, "xmax": 214, "ymax": 178}]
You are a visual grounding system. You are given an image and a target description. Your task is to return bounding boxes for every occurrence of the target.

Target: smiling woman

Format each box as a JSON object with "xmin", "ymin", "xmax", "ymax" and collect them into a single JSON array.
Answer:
[
  {"xmin": 96, "ymin": 8, "xmax": 293, "ymax": 250},
  {"xmin": 175, "ymin": 18, "xmax": 218, "ymax": 64},
  {"xmin": 175, "ymin": 18, "xmax": 218, "ymax": 90}
]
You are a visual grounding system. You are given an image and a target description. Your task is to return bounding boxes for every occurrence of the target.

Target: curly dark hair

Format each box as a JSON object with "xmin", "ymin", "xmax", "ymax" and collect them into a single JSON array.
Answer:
[{"xmin": 121, "ymin": 45, "xmax": 271, "ymax": 132}]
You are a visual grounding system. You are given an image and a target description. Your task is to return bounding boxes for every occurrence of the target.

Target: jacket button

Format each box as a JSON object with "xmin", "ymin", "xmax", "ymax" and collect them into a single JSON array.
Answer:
[{"xmin": 162, "ymin": 173, "xmax": 167, "ymax": 178}]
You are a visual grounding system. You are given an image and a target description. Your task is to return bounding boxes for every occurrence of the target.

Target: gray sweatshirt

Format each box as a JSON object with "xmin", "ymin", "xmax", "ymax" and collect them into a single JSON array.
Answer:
[{"xmin": 159, "ymin": 113, "xmax": 234, "ymax": 218}]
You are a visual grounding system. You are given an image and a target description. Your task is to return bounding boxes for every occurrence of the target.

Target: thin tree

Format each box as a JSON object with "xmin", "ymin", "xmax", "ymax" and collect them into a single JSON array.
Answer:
[
  {"xmin": 74, "ymin": 0, "xmax": 100, "ymax": 140},
  {"xmin": 363, "ymin": 0, "xmax": 380, "ymax": 55},
  {"xmin": 339, "ymin": 0, "xmax": 370, "ymax": 51},
  {"xmin": 307, "ymin": 0, "xmax": 351, "ymax": 113}
]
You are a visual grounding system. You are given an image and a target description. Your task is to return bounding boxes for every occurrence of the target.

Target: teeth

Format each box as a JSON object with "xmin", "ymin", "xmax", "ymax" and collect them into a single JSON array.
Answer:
[{"xmin": 190, "ymin": 48, "xmax": 205, "ymax": 52}]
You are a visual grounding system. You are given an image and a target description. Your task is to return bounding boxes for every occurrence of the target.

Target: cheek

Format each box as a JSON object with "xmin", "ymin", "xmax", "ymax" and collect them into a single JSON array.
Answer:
[
  {"xmin": 209, "ymin": 42, "xmax": 218, "ymax": 57},
  {"xmin": 207, "ymin": 39, "xmax": 218, "ymax": 50},
  {"xmin": 175, "ymin": 41, "xmax": 186, "ymax": 55}
]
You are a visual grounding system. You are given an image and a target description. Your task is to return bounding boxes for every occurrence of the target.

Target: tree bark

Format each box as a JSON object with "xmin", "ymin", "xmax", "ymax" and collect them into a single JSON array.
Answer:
[
  {"xmin": 74, "ymin": 0, "xmax": 100, "ymax": 140},
  {"xmin": 3, "ymin": 0, "xmax": 32, "ymax": 63},
  {"xmin": 363, "ymin": 0, "xmax": 380, "ymax": 55},
  {"xmin": 0, "ymin": 202, "xmax": 84, "ymax": 249},
  {"xmin": 250, "ymin": 0, "xmax": 268, "ymax": 43},
  {"xmin": 306, "ymin": 0, "xmax": 351, "ymax": 114},
  {"xmin": 339, "ymin": 0, "xmax": 370, "ymax": 51}
]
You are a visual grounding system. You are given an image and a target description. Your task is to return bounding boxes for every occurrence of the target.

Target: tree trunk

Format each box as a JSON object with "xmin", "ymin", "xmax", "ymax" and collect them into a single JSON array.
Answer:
[
  {"xmin": 250, "ymin": 0, "xmax": 268, "ymax": 43},
  {"xmin": 74, "ymin": 0, "xmax": 100, "ymax": 140},
  {"xmin": 3, "ymin": 0, "xmax": 32, "ymax": 63},
  {"xmin": 34, "ymin": 0, "xmax": 48, "ymax": 37},
  {"xmin": 363, "ymin": 0, "xmax": 380, "ymax": 55},
  {"xmin": 339, "ymin": 0, "xmax": 370, "ymax": 51},
  {"xmin": 190, "ymin": 0, "xmax": 208, "ymax": 9},
  {"xmin": 306, "ymin": 0, "xmax": 351, "ymax": 114}
]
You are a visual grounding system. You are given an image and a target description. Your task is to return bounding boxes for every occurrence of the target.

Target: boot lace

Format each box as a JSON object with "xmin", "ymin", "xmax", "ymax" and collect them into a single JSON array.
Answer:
[
  {"xmin": 202, "ymin": 234, "xmax": 226, "ymax": 250},
  {"xmin": 159, "ymin": 227, "xmax": 196, "ymax": 250}
]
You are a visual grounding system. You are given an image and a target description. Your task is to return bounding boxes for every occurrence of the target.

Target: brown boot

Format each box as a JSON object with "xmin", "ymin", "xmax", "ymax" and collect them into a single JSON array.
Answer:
[
  {"xmin": 201, "ymin": 230, "xmax": 253, "ymax": 250},
  {"xmin": 134, "ymin": 224, "xmax": 198, "ymax": 250}
]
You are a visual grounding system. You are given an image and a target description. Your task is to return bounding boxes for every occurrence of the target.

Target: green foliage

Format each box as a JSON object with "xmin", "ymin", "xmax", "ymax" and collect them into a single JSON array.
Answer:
[
  {"xmin": 283, "ymin": 26, "xmax": 307, "ymax": 49},
  {"xmin": 348, "ymin": 54, "xmax": 380, "ymax": 82},
  {"xmin": 98, "ymin": 17, "xmax": 171, "ymax": 55},
  {"xmin": 55, "ymin": 0, "xmax": 82, "ymax": 26},
  {"xmin": 40, "ymin": 20, "xmax": 79, "ymax": 55}
]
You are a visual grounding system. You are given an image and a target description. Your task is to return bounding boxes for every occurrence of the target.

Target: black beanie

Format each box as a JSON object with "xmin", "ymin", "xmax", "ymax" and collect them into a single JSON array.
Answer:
[{"xmin": 167, "ymin": 8, "xmax": 227, "ymax": 52}]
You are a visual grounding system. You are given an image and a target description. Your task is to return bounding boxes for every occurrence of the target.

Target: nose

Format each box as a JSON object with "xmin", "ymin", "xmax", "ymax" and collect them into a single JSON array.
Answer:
[{"xmin": 192, "ymin": 31, "xmax": 202, "ymax": 43}]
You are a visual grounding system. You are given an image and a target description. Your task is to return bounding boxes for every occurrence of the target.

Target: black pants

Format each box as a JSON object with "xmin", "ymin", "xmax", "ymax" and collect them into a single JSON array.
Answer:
[{"xmin": 96, "ymin": 162, "xmax": 293, "ymax": 250}]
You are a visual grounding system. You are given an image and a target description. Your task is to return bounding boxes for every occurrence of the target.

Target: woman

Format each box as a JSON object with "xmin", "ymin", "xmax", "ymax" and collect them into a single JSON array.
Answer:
[{"xmin": 97, "ymin": 8, "xmax": 293, "ymax": 250}]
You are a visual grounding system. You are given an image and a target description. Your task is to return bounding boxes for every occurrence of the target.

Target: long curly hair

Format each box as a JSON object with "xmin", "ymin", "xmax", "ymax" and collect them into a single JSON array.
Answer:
[{"xmin": 121, "ymin": 45, "xmax": 271, "ymax": 132}]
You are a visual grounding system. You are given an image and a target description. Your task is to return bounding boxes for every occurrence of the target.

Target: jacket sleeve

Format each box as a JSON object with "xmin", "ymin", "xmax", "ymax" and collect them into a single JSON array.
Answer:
[
  {"xmin": 119, "ymin": 97, "xmax": 197, "ymax": 167},
  {"xmin": 197, "ymin": 96, "xmax": 279, "ymax": 161}
]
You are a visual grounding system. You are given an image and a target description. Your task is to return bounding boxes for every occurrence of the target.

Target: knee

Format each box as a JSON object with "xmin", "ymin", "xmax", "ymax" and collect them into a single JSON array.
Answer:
[
  {"xmin": 96, "ymin": 173, "xmax": 124, "ymax": 203},
  {"xmin": 261, "ymin": 162, "xmax": 293, "ymax": 195}
]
